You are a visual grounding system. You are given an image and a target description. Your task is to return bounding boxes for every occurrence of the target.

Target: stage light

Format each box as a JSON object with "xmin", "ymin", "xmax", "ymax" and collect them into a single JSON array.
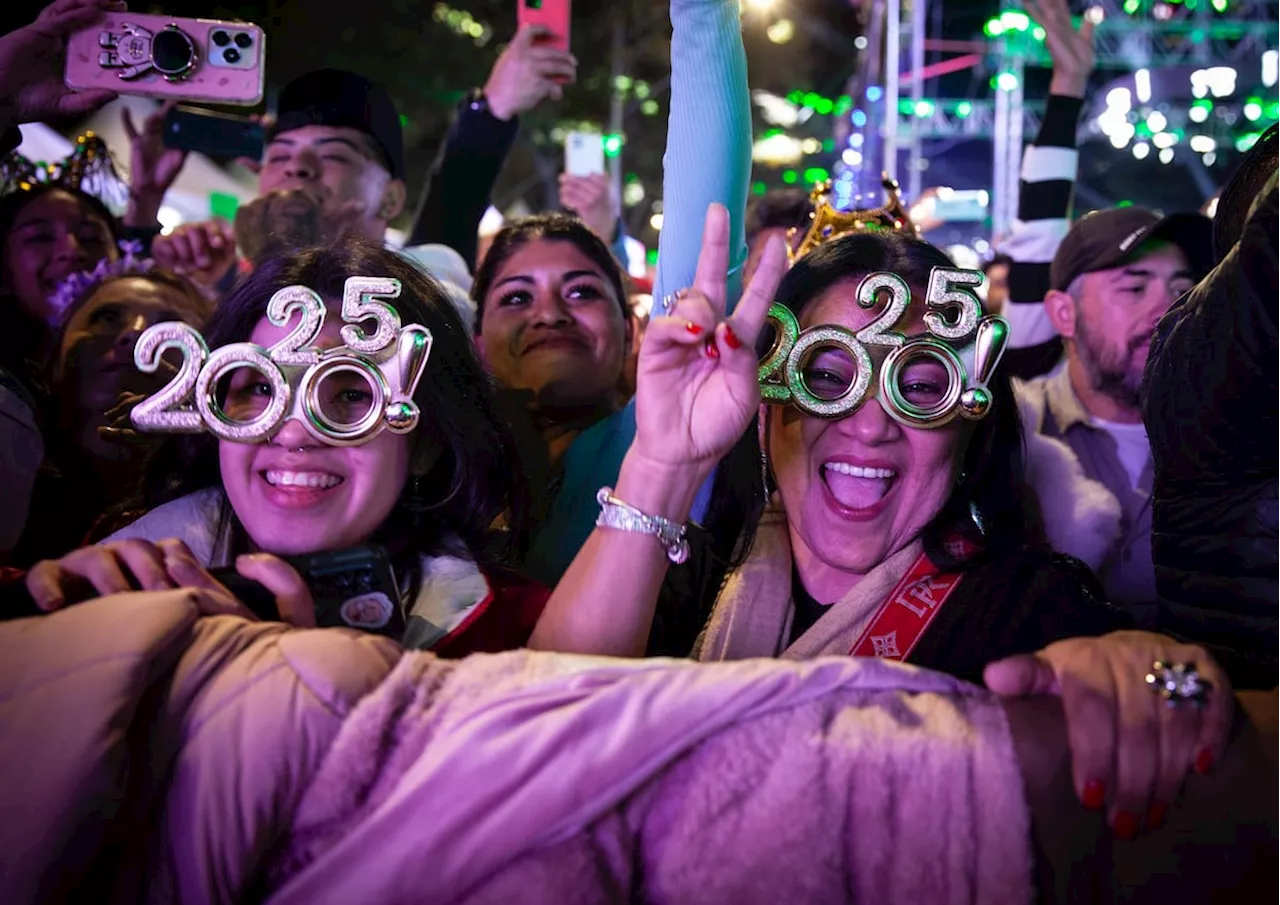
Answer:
[{"xmin": 1132, "ymin": 142, "xmax": 1150, "ymax": 160}]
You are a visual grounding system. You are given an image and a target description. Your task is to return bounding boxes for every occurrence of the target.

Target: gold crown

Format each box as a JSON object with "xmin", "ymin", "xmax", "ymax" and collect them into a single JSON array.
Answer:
[{"xmin": 786, "ymin": 174, "xmax": 920, "ymax": 263}]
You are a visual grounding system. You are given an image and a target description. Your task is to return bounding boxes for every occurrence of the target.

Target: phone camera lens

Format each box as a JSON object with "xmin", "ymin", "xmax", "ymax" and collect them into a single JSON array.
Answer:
[
  {"xmin": 212, "ymin": 30, "xmax": 230, "ymax": 46},
  {"xmin": 223, "ymin": 47, "xmax": 241, "ymax": 63},
  {"xmin": 234, "ymin": 32, "xmax": 253, "ymax": 48}
]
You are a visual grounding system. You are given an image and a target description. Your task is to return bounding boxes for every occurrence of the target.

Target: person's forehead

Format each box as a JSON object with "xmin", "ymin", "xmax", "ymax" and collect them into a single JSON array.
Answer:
[
  {"xmin": 14, "ymin": 191, "xmax": 103, "ymax": 225},
  {"xmin": 801, "ymin": 276, "xmax": 929, "ymax": 330},
  {"xmin": 268, "ymin": 125, "xmax": 374, "ymax": 152},
  {"xmin": 1092, "ymin": 240, "xmax": 1190, "ymax": 282}
]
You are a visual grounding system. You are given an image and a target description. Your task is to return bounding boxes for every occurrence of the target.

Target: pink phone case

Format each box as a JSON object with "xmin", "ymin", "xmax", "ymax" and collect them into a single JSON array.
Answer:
[{"xmin": 65, "ymin": 13, "xmax": 265, "ymax": 107}]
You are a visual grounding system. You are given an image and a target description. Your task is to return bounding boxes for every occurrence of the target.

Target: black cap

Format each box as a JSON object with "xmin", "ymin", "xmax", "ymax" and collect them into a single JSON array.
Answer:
[
  {"xmin": 1212, "ymin": 124, "xmax": 1277, "ymax": 262},
  {"xmin": 268, "ymin": 70, "xmax": 404, "ymax": 180},
  {"xmin": 1050, "ymin": 207, "xmax": 1213, "ymax": 292}
]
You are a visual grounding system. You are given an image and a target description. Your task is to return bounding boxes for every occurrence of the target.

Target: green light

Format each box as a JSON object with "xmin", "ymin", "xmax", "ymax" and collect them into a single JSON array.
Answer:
[
  {"xmin": 834, "ymin": 95, "xmax": 853, "ymax": 116},
  {"xmin": 1032, "ymin": 26, "xmax": 1046, "ymax": 41},
  {"xmin": 646, "ymin": 249, "xmax": 659, "ymax": 267},
  {"xmin": 984, "ymin": 19, "xmax": 1005, "ymax": 37},
  {"xmin": 614, "ymin": 75, "xmax": 632, "ymax": 92},
  {"xmin": 1116, "ymin": 200, "xmax": 1134, "ymax": 208},
  {"xmin": 1000, "ymin": 10, "xmax": 1031, "ymax": 31},
  {"xmin": 781, "ymin": 170, "xmax": 798, "ymax": 185},
  {"xmin": 603, "ymin": 133, "xmax": 623, "ymax": 157},
  {"xmin": 996, "ymin": 71, "xmax": 1019, "ymax": 91},
  {"xmin": 802, "ymin": 167, "xmax": 830, "ymax": 185},
  {"xmin": 898, "ymin": 99, "xmax": 915, "ymax": 115},
  {"xmin": 956, "ymin": 101, "xmax": 973, "ymax": 117},
  {"xmin": 786, "ymin": 90, "xmax": 804, "ymax": 105},
  {"xmin": 1123, "ymin": 0, "xmax": 1140, "ymax": 13},
  {"xmin": 399, "ymin": 114, "xmax": 409, "ymax": 128},
  {"xmin": 803, "ymin": 92, "xmax": 821, "ymax": 108},
  {"xmin": 634, "ymin": 81, "xmax": 650, "ymax": 99},
  {"xmin": 1210, "ymin": 0, "xmax": 1227, "ymax": 10},
  {"xmin": 1236, "ymin": 132, "xmax": 1260, "ymax": 152},
  {"xmin": 814, "ymin": 98, "xmax": 834, "ymax": 115},
  {"xmin": 641, "ymin": 99, "xmax": 660, "ymax": 116},
  {"xmin": 1244, "ymin": 100, "xmax": 1263, "ymax": 121},
  {"xmin": 1267, "ymin": 101, "xmax": 1280, "ymax": 121},
  {"xmin": 751, "ymin": 181, "xmax": 767, "ymax": 196},
  {"xmin": 914, "ymin": 100, "xmax": 935, "ymax": 117},
  {"xmin": 822, "ymin": 138, "xmax": 835, "ymax": 152}
]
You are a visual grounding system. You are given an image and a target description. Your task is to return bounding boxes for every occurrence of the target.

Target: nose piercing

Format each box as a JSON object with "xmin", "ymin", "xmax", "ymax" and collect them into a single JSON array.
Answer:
[{"xmin": 289, "ymin": 446, "xmax": 308, "ymax": 454}]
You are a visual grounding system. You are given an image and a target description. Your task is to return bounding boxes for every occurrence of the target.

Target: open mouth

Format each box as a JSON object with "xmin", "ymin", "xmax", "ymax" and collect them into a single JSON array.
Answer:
[{"xmin": 820, "ymin": 461, "xmax": 898, "ymax": 514}]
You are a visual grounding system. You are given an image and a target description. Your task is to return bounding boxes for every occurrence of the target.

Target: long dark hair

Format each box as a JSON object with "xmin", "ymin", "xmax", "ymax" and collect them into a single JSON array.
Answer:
[
  {"xmin": 471, "ymin": 212, "xmax": 628, "ymax": 333},
  {"xmin": 703, "ymin": 230, "xmax": 1039, "ymax": 572},
  {"xmin": 137, "ymin": 239, "xmax": 529, "ymax": 565}
]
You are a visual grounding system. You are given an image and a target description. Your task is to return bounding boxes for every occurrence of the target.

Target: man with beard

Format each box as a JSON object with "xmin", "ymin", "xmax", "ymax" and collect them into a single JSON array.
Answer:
[{"xmin": 1016, "ymin": 206, "xmax": 1210, "ymax": 626}]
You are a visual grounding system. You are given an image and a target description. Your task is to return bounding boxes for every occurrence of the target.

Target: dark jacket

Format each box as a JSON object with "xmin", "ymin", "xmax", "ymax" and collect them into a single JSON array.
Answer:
[
  {"xmin": 1143, "ymin": 179, "xmax": 1278, "ymax": 689},
  {"xmin": 650, "ymin": 534, "xmax": 1132, "ymax": 686},
  {"xmin": 405, "ymin": 94, "xmax": 518, "ymax": 271}
]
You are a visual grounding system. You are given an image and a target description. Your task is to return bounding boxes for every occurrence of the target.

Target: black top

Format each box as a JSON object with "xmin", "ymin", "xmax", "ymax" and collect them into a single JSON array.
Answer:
[
  {"xmin": 648, "ymin": 535, "xmax": 1133, "ymax": 687},
  {"xmin": 1142, "ymin": 179, "xmax": 1278, "ymax": 689}
]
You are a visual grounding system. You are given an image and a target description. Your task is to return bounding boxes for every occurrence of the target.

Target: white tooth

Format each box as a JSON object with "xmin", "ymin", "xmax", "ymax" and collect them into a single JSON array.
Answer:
[
  {"xmin": 266, "ymin": 470, "xmax": 341, "ymax": 489},
  {"xmin": 824, "ymin": 463, "xmax": 897, "ymax": 479}
]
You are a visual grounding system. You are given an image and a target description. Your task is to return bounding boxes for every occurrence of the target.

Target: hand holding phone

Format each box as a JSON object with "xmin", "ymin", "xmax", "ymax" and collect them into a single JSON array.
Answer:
[
  {"xmin": 65, "ymin": 12, "xmax": 266, "ymax": 106},
  {"xmin": 210, "ymin": 545, "xmax": 406, "ymax": 640},
  {"xmin": 483, "ymin": 18, "xmax": 577, "ymax": 119},
  {"xmin": 516, "ymin": 0, "xmax": 571, "ymax": 54}
]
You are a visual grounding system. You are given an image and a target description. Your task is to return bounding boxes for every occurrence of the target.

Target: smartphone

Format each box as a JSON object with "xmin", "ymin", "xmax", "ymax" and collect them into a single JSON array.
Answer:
[
  {"xmin": 210, "ymin": 545, "xmax": 406, "ymax": 640},
  {"xmin": 931, "ymin": 189, "xmax": 990, "ymax": 223},
  {"xmin": 162, "ymin": 106, "xmax": 264, "ymax": 159},
  {"xmin": 517, "ymin": 0, "xmax": 571, "ymax": 54},
  {"xmin": 65, "ymin": 12, "xmax": 266, "ymax": 107},
  {"xmin": 565, "ymin": 131, "xmax": 604, "ymax": 177}
]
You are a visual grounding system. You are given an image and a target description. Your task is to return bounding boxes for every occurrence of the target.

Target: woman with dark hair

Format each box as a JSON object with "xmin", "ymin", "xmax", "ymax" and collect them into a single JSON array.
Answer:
[
  {"xmin": 25, "ymin": 239, "xmax": 546, "ymax": 656},
  {"xmin": 539, "ymin": 209, "xmax": 1236, "ymax": 837},
  {"xmin": 8, "ymin": 251, "xmax": 212, "ymax": 565},
  {"xmin": 472, "ymin": 213, "xmax": 636, "ymax": 585}
]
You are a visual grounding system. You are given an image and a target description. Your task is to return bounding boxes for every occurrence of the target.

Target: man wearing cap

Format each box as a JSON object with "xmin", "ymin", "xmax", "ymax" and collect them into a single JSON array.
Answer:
[
  {"xmin": 1142, "ymin": 127, "xmax": 1278, "ymax": 689},
  {"xmin": 151, "ymin": 26, "xmax": 575, "ymax": 312},
  {"xmin": 1016, "ymin": 206, "xmax": 1211, "ymax": 628}
]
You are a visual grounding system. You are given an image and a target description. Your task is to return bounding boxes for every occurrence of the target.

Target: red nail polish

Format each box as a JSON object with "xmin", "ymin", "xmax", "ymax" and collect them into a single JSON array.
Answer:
[
  {"xmin": 1195, "ymin": 747, "xmax": 1214, "ymax": 775},
  {"xmin": 1082, "ymin": 779, "xmax": 1106, "ymax": 811},
  {"xmin": 1146, "ymin": 801, "xmax": 1167, "ymax": 830},
  {"xmin": 724, "ymin": 325, "xmax": 742, "ymax": 349},
  {"xmin": 705, "ymin": 341, "xmax": 720, "ymax": 360},
  {"xmin": 1113, "ymin": 810, "xmax": 1139, "ymax": 840},
  {"xmin": 685, "ymin": 322, "xmax": 703, "ymax": 336}
]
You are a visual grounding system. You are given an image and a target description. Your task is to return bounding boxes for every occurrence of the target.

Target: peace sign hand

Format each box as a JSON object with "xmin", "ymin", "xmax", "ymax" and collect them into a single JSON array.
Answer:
[{"xmin": 632, "ymin": 203, "xmax": 787, "ymax": 472}]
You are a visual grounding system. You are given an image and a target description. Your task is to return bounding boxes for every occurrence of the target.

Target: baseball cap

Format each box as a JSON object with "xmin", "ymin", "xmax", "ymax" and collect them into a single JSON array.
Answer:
[
  {"xmin": 1212, "ymin": 124, "xmax": 1277, "ymax": 262},
  {"xmin": 268, "ymin": 70, "xmax": 405, "ymax": 180},
  {"xmin": 1050, "ymin": 207, "xmax": 1213, "ymax": 292}
]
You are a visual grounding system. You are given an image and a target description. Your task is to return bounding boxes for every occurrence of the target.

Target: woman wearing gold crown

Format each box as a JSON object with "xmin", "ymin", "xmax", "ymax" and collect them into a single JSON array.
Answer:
[{"xmin": 535, "ymin": 201, "xmax": 1238, "ymax": 840}]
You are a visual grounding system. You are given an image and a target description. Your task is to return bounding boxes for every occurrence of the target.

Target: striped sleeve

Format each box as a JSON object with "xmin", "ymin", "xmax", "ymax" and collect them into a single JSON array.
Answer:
[{"xmin": 998, "ymin": 94, "xmax": 1085, "ymax": 380}]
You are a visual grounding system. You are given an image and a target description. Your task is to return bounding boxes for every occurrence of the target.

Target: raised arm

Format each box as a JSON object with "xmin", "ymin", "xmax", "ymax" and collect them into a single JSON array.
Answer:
[
  {"xmin": 998, "ymin": 0, "xmax": 1094, "ymax": 380},
  {"xmin": 652, "ymin": 0, "xmax": 752, "ymax": 308},
  {"xmin": 531, "ymin": 209, "xmax": 786, "ymax": 656}
]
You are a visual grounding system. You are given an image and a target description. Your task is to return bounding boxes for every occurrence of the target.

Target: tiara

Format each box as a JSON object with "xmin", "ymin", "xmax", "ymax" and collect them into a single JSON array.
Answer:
[
  {"xmin": 0, "ymin": 131, "xmax": 128, "ymax": 208},
  {"xmin": 787, "ymin": 174, "xmax": 920, "ymax": 263},
  {"xmin": 47, "ymin": 240, "xmax": 155, "ymax": 325}
]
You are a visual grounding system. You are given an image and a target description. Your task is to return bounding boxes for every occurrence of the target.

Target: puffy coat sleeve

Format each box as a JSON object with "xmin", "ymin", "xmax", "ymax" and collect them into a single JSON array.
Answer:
[{"xmin": 1146, "ymin": 181, "xmax": 1278, "ymax": 484}]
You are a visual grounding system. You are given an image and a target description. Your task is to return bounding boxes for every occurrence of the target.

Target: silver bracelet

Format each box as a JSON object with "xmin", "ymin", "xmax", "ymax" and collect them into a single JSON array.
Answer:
[{"xmin": 595, "ymin": 487, "xmax": 691, "ymax": 564}]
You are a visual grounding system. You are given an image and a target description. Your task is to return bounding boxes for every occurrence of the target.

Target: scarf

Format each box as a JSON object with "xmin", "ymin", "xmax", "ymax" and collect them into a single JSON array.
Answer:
[{"xmin": 695, "ymin": 500, "xmax": 925, "ymax": 661}]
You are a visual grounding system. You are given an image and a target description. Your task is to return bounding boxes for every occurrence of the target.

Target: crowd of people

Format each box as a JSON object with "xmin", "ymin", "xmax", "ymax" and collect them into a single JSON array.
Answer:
[{"xmin": 0, "ymin": 0, "xmax": 1275, "ymax": 901}]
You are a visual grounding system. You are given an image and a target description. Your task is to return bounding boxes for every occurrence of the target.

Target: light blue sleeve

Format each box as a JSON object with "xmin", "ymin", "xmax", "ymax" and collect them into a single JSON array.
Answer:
[{"xmin": 653, "ymin": 0, "xmax": 752, "ymax": 310}]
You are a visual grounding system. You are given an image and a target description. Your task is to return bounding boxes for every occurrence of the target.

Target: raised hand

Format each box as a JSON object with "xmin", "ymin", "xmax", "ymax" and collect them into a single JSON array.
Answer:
[
  {"xmin": 483, "ymin": 24, "xmax": 578, "ymax": 119},
  {"xmin": 1025, "ymin": 0, "xmax": 1097, "ymax": 98},
  {"xmin": 631, "ymin": 203, "xmax": 786, "ymax": 472},
  {"xmin": 122, "ymin": 100, "xmax": 188, "ymax": 228},
  {"xmin": 151, "ymin": 218, "xmax": 238, "ymax": 289},
  {"xmin": 0, "ymin": 0, "xmax": 125, "ymax": 131},
  {"xmin": 559, "ymin": 173, "xmax": 617, "ymax": 244}
]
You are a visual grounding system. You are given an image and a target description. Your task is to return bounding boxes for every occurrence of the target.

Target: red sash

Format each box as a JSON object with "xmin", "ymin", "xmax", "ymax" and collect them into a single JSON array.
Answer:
[{"xmin": 848, "ymin": 535, "xmax": 977, "ymax": 661}]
